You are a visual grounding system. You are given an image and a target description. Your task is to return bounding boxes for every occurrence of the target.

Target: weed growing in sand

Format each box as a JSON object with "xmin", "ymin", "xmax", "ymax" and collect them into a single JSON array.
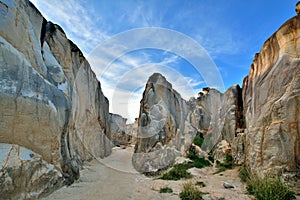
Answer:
[
  {"xmin": 213, "ymin": 153, "xmax": 233, "ymax": 174},
  {"xmin": 180, "ymin": 182, "xmax": 204, "ymax": 200},
  {"xmin": 238, "ymin": 167, "xmax": 294, "ymax": 200}
]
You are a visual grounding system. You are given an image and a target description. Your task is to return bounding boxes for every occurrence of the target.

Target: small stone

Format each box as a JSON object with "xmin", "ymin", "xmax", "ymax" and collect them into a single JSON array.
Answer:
[
  {"xmin": 202, "ymin": 194, "xmax": 213, "ymax": 200},
  {"xmin": 223, "ymin": 181, "xmax": 234, "ymax": 189}
]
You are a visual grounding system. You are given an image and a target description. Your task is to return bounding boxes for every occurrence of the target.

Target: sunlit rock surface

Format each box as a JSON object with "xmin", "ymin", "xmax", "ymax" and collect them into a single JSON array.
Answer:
[
  {"xmin": 0, "ymin": 0, "xmax": 111, "ymax": 198},
  {"xmin": 243, "ymin": 15, "xmax": 300, "ymax": 174}
]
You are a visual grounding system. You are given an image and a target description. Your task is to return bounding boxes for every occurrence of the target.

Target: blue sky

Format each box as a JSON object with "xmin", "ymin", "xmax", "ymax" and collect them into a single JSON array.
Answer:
[{"xmin": 31, "ymin": 0, "xmax": 296, "ymax": 122}]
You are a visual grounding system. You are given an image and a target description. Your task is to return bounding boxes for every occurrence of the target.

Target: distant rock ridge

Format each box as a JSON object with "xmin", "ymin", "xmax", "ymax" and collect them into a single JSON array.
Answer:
[
  {"xmin": 109, "ymin": 113, "xmax": 133, "ymax": 146},
  {"xmin": 0, "ymin": 0, "xmax": 111, "ymax": 198}
]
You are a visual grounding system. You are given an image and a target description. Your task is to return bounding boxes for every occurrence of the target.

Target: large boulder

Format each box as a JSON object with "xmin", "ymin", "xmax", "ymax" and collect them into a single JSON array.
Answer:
[
  {"xmin": 0, "ymin": 0, "xmax": 111, "ymax": 198},
  {"xmin": 242, "ymin": 15, "xmax": 300, "ymax": 174},
  {"xmin": 132, "ymin": 73, "xmax": 196, "ymax": 174}
]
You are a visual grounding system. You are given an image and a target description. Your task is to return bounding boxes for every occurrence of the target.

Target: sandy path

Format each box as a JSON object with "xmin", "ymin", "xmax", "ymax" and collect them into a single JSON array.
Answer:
[
  {"xmin": 44, "ymin": 146, "xmax": 252, "ymax": 200},
  {"xmin": 43, "ymin": 147, "xmax": 178, "ymax": 200}
]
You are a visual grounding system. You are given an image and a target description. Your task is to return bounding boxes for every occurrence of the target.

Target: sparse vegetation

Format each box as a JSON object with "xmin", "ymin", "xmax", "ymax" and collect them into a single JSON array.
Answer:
[
  {"xmin": 238, "ymin": 165, "xmax": 250, "ymax": 182},
  {"xmin": 160, "ymin": 152, "xmax": 211, "ymax": 180},
  {"xmin": 195, "ymin": 181, "xmax": 206, "ymax": 187},
  {"xmin": 180, "ymin": 182, "xmax": 204, "ymax": 200},
  {"xmin": 160, "ymin": 163, "xmax": 193, "ymax": 180},
  {"xmin": 159, "ymin": 187, "xmax": 173, "ymax": 193},
  {"xmin": 193, "ymin": 135, "xmax": 204, "ymax": 147},
  {"xmin": 213, "ymin": 153, "xmax": 233, "ymax": 174},
  {"xmin": 238, "ymin": 166, "xmax": 294, "ymax": 200},
  {"xmin": 208, "ymin": 153, "xmax": 214, "ymax": 162}
]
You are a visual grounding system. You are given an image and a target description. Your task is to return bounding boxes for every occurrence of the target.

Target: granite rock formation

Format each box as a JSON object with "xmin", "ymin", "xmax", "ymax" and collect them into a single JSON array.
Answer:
[
  {"xmin": 109, "ymin": 113, "xmax": 131, "ymax": 146},
  {"xmin": 126, "ymin": 118, "xmax": 138, "ymax": 144},
  {"xmin": 189, "ymin": 85, "xmax": 244, "ymax": 158},
  {"xmin": 0, "ymin": 0, "xmax": 111, "ymax": 198},
  {"xmin": 242, "ymin": 14, "xmax": 300, "ymax": 174},
  {"xmin": 132, "ymin": 73, "xmax": 197, "ymax": 173}
]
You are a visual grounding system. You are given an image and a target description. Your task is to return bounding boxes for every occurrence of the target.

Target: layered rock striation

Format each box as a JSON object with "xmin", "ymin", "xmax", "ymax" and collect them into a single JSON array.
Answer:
[{"xmin": 0, "ymin": 0, "xmax": 111, "ymax": 198}]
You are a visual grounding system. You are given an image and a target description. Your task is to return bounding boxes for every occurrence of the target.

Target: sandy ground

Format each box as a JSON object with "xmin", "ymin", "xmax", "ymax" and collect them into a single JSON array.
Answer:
[{"xmin": 44, "ymin": 146, "xmax": 252, "ymax": 200}]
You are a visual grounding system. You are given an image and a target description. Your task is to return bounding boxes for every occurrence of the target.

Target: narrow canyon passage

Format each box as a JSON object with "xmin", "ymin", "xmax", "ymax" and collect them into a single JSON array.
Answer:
[
  {"xmin": 43, "ymin": 146, "xmax": 178, "ymax": 200},
  {"xmin": 43, "ymin": 146, "xmax": 252, "ymax": 200}
]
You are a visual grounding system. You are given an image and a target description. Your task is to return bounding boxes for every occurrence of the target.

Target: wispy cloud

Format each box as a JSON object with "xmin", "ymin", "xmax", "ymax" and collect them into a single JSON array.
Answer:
[
  {"xmin": 30, "ymin": 0, "xmax": 226, "ymax": 122},
  {"xmin": 31, "ymin": 0, "xmax": 108, "ymax": 54}
]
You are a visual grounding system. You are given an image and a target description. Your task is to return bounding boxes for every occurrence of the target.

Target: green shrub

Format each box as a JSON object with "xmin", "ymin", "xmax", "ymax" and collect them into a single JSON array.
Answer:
[
  {"xmin": 193, "ymin": 135, "xmax": 204, "ymax": 147},
  {"xmin": 180, "ymin": 182, "xmax": 204, "ymax": 200},
  {"xmin": 160, "ymin": 163, "xmax": 192, "ymax": 180},
  {"xmin": 160, "ymin": 153, "xmax": 211, "ymax": 180},
  {"xmin": 192, "ymin": 157, "xmax": 211, "ymax": 168},
  {"xmin": 160, "ymin": 187, "xmax": 173, "ymax": 193},
  {"xmin": 246, "ymin": 173, "xmax": 294, "ymax": 200},
  {"xmin": 238, "ymin": 166, "xmax": 250, "ymax": 182},
  {"xmin": 213, "ymin": 153, "xmax": 233, "ymax": 174},
  {"xmin": 208, "ymin": 153, "xmax": 214, "ymax": 162}
]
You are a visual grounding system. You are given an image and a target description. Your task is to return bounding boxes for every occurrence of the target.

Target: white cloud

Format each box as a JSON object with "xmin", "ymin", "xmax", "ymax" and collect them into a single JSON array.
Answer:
[
  {"xmin": 30, "ymin": 1, "xmax": 223, "ymax": 122},
  {"xmin": 30, "ymin": 0, "xmax": 108, "ymax": 54}
]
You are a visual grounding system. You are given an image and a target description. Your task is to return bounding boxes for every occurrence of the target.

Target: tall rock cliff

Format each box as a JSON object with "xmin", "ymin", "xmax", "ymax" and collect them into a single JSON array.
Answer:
[
  {"xmin": 132, "ymin": 73, "xmax": 197, "ymax": 174},
  {"xmin": 0, "ymin": 0, "xmax": 111, "ymax": 198},
  {"xmin": 243, "ymin": 14, "xmax": 300, "ymax": 174}
]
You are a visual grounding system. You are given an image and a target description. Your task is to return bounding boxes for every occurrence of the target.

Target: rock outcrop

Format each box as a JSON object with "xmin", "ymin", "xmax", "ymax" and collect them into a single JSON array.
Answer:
[
  {"xmin": 242, "ymin": 14, "xmax": 300, "ymax": 174},
  {"xmin": 0, "ymin": 0, "xmax": 111, "ymax": 198},
  {"xmin": 126, "ymin": 118, "xmax": 138, "ymax": 144},
  {"xmin": 189, "ymin": 85, "xmax": 244, "ymax": 159},
  {"xmin": 132, "ymin": 73, "xmax": 197, "ymax": 174},
  {"xmin": 110, "ymin": 113, "xmax": 131, "ymax": 146}
]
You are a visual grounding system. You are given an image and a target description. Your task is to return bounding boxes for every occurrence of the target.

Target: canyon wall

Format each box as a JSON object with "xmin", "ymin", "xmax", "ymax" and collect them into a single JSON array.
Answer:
[
  {"xmin": 0, "ymin": 0, "xmax": 111, "ymax": 198},
  {"xmin": 243, "ymin": 15, "xmax": 300, "ymax": 174}
]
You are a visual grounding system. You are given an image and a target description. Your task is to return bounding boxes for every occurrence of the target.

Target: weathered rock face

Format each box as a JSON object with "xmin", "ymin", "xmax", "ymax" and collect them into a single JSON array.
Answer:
[
  {"xmin": 243, "ymin": 15, "xmax": 300, "ymax": 174},
  {"xmin": 126, "ymin": 118, "xmax": 138, "ymax": 144},
  {"xmin": 132, "ymin": 73, "xmax": 196, "ymax": 173},
  {"xmin": 0, "ymin": 0, "xmax": 111, "ymax": 198},
  {"xmin": 0, "ymin": 144, "xmax": 63, "ymax": 199},
  {"xmin": 109, "ymin": 113, "xmax": 131, "ymax": 146},
  {"xmin": 189, "ymin": 85, "xmax": 245, "ymax": 163}
]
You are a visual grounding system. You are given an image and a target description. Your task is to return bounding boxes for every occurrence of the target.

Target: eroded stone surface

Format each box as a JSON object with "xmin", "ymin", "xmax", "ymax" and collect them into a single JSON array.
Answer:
[
  {"xmin": 189, "ymin": 85, "xmax": 245, "ymax": 163},
  {"xmin": 0, "ymin": 0, "xmax": 111, "ymax": 198},
  {"xmin": 242, "ymin": 15, "xmax": 300, "ymax": 174},
  {"xmin": 133, "ymin": 73, "xmax": 196, "ymax": 173}
]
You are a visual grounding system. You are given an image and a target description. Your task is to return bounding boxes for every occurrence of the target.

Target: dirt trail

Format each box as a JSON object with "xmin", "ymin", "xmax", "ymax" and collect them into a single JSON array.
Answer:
[{"xmin": 44, "ymin": 146, "xmax": 250, "ymax": 200}]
